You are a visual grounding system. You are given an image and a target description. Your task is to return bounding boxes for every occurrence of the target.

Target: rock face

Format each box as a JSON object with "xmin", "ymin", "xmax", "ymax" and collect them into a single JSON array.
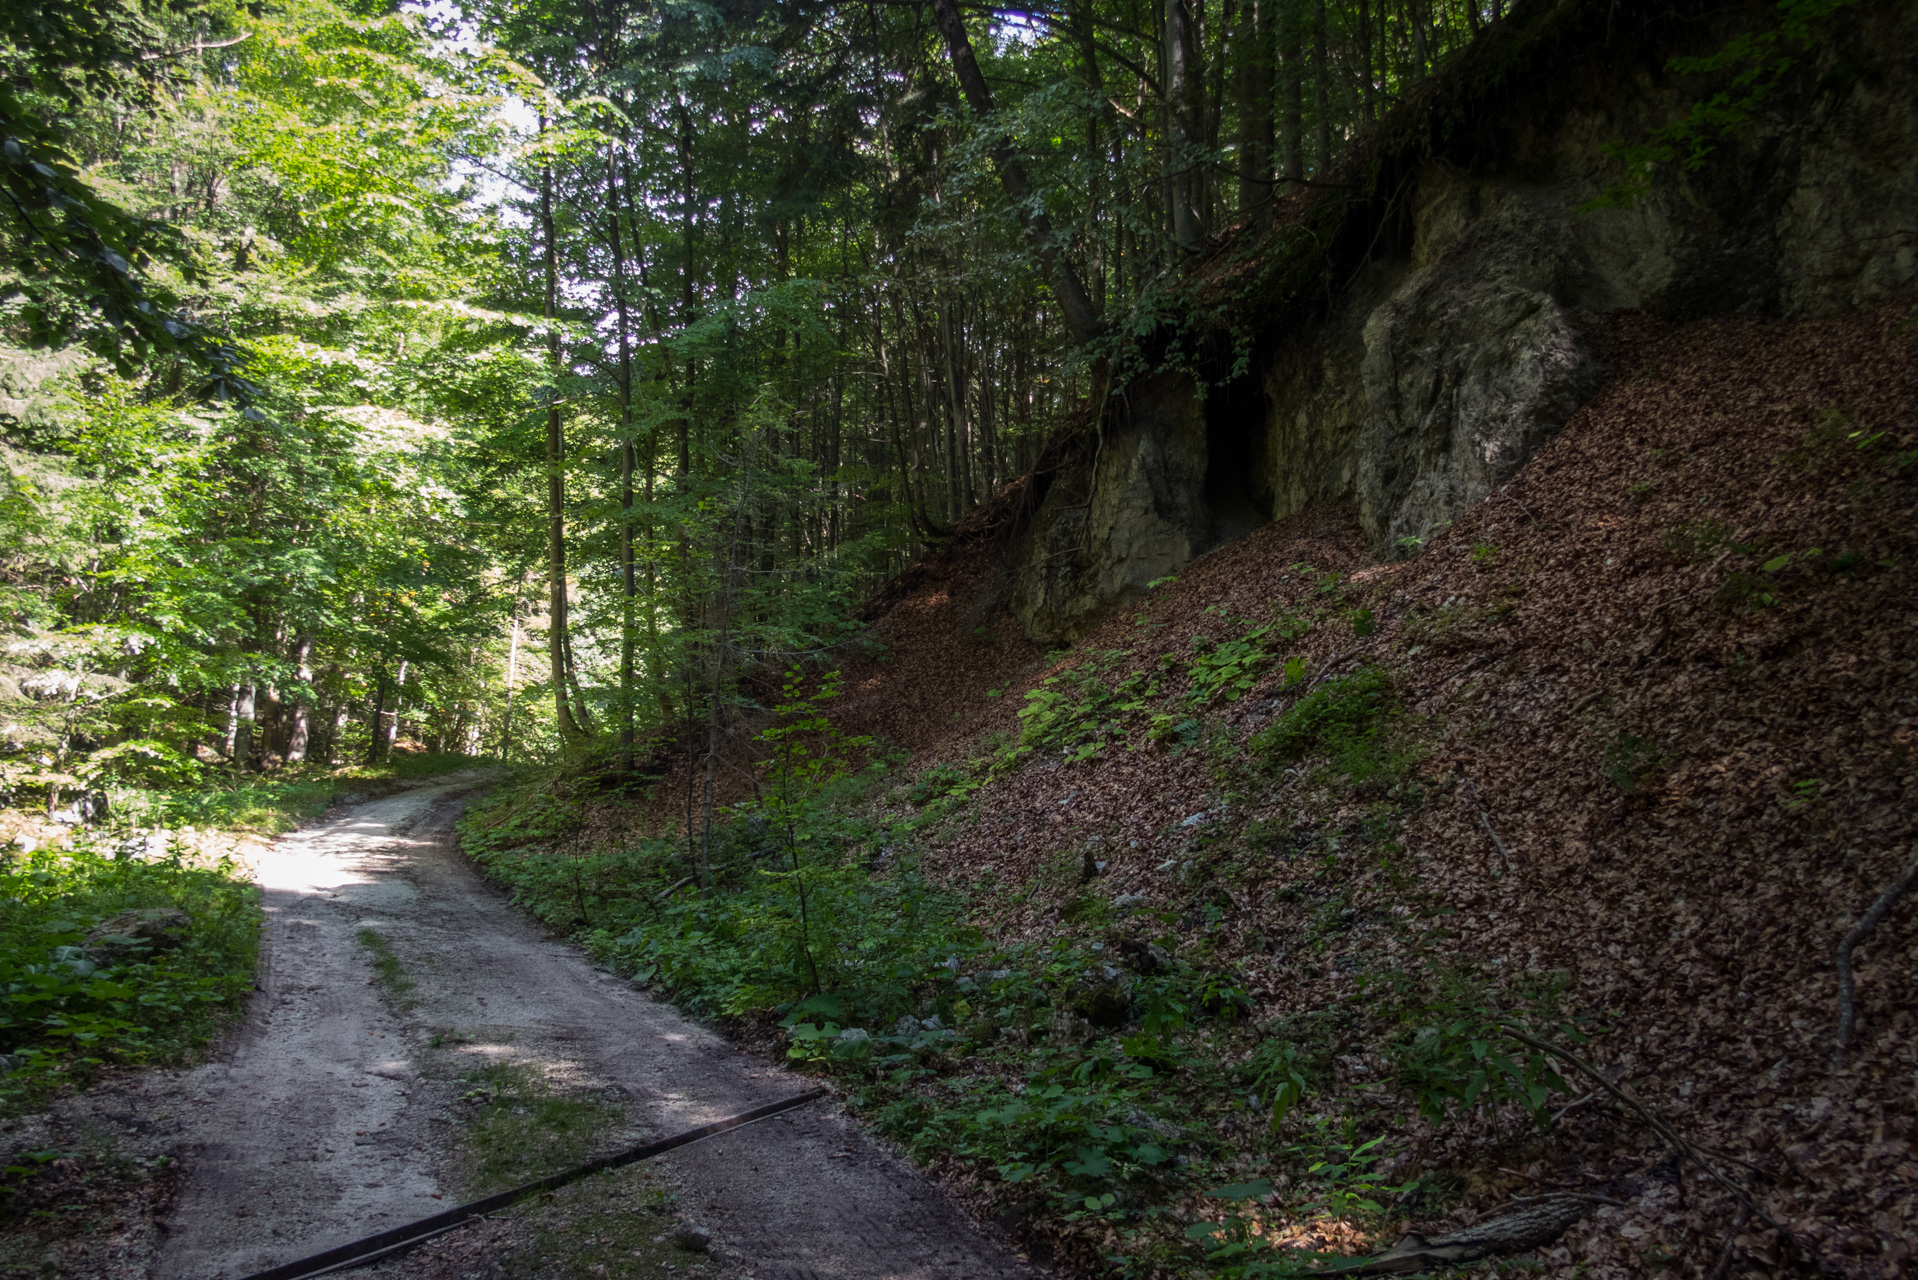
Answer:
[
  {"xmin": 1005, "ymin": 0, "xmax": 1918, "ymax": 644},
  {"xmin": 84, "ymin": 908, "xmax": 191, "ymax": 965}
]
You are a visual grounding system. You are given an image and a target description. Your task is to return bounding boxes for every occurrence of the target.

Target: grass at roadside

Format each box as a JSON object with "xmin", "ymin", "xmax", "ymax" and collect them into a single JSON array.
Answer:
[
  {"xmin": 0, "ymin": 837, "xmax": 261, "ymax": 1113},
  {"xmin": 457, "ymin": 653, "xmax": 1604, "ymax": 1279},
  {"xmin": 120, "ymin": 751, "xmax": 489, "ymax": 835}
]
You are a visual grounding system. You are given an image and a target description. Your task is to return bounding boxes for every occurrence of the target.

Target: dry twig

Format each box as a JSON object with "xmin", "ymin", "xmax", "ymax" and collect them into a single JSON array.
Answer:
[
  {"xmin": 1497, "ymin": 1024, "xmax": 1833, "ymax": 1274},
  {"xmin": 1834, "ymin": 851, "xmax": 1918, "ymax": 1069},
  {"xmin": 1476, "ymin": 808, "xmax": 1517, "ymax": 876}
]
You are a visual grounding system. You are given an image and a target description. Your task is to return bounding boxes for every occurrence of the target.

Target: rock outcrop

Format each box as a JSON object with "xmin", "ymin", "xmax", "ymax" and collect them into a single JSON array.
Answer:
[{"xmin": 1006, "ymin": 0, "xmax": 1918, "ymax": 644}]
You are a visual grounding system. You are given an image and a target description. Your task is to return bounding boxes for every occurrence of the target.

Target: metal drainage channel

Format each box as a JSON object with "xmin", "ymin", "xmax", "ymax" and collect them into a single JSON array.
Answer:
[{"xmin": 231, "ymin": 1088, "xmax": 828, "ymax": 1280}]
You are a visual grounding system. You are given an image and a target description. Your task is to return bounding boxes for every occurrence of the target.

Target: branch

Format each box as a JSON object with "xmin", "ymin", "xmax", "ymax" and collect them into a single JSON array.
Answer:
[
  {"xmin": 1477, "ymin": 807, "xmax": 1517, "ymax": 876},
  {"xmin": 1834, "ymin": 851, "xmax": 1918, "ymax": 1068},
  {"xmin": 1498, "ymin": 1024, "xmax": 1833, "ymax": 1274},
  {"xmin": 141, "ymin": 32, "xmax": 252, "ymax": 60}
]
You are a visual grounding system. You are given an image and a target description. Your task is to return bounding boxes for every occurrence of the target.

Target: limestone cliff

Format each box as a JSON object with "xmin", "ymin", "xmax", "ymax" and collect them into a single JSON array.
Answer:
[{"xmin": 1007, "ymin": 0, "xmax": 1918, "ymax": 644}]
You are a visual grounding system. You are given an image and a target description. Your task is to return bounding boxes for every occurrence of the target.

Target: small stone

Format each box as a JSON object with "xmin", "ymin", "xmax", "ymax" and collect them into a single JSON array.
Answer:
[
  {"xmin": 671, "ymin": 1223, "xmax": 711, "ymax": 1252},
  {"xmin": 1180, "ymin": 812, "xmax": 1205, "ymax": 828},
  {"xmin": 1047, "ymin": 1007, "xmax": 1093, "ymax": 1046},
  {"xmin": 84, "ymin": 908, "xmax": 191, "ymax": 964},
  {"xmin": 1113, "ymin": 893, "xmax": 1150, "ymax": 911}
]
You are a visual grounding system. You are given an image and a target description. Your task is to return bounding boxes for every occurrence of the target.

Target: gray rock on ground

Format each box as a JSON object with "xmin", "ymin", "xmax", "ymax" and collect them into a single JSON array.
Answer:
[{"xmin": 84, "ymin": 908, "xmax": 191, "ymax": 965}]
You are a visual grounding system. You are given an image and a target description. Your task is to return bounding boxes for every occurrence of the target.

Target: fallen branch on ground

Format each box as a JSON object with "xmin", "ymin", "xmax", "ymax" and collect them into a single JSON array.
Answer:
[
  {"xmin": 1321, "ymin": 1195, "xmax": 1595, "ymax": 1275},
  {"xmin": 1834, "ymin": 850, "xmax": 1918, "ymax": 1069},
  {"xmin": 1498, "ymin": 1023, "xmax": 1833, "ymax": 1274}
]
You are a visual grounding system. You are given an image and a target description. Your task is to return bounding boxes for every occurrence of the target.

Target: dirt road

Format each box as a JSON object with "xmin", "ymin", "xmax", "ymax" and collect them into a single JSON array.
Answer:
[{"xmin": 156, "ymin": 777, "xmax": 1035, "ymax": 1280}]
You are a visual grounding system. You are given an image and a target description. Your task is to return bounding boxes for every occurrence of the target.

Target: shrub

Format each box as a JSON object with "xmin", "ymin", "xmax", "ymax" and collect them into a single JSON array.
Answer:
[{"xmin": 0, "ymin": 838, "xmax": 260, "ymax": 1108}]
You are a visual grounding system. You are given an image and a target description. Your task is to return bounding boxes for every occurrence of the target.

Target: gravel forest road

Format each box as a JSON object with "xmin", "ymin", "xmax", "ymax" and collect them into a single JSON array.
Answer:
[{"xmin": 155, "ymin": 777, "xmax": 1036, "ymax": 1280}]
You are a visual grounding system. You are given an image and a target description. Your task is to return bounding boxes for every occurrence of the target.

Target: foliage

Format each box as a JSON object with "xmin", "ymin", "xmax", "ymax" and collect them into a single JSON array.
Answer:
[
  {"xmin": 0, "ymin": 836, "xmax": 260, "ymax": 1110},
  {"xmin": 1011, "ymin": 651, "xmax": 1157, "ymax": 767},
  {"xmin": 1590, "ymin": 0, "xmax": 1863, "ymax": 207},
  {"xmin": 1250, "ymin": 667, "xmax": 1404, "ymax": 780},
  {"xmin": 1184, "ymin": 612, "xmax": 1311, "ymax": 708}
]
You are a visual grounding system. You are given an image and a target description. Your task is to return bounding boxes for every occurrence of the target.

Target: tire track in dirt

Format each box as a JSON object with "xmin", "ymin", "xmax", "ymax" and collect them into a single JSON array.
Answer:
[{"xmin": 157, "ymin": 777, "xmax": 1036, "ymax": 1280}]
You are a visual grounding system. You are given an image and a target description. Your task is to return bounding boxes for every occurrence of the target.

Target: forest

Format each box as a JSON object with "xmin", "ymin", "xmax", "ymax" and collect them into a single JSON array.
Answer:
[
  {"xmin": 2, "ymin": 0, "xmax": 1519, "ymax": 795},
  {"xmin": 4, "ymin": 0, "xmax": 1916, "ymax": 1277}
]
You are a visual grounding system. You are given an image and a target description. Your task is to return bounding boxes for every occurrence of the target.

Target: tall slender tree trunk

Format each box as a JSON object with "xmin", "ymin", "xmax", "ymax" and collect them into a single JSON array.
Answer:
[
  {"xmin": 607, "ymin": 149, "xmax": 638, "ymax": 773},
  {"xmin": 1313, "ymin": 0, "xmax": 1331, "ymax": 175},
  {"xmin": 539, "ymin": 122, "xmax": 584, "ymax": 744},
  {"xmin": 233, "ymin": 684, "xmax": 256, "ymax": 768},
  {"xmin": 1165, "ymin": 0, "xmax": 1206, "ymax": 255},
  {"xmin": 502, "ymin": 594, "xmax": 522, "ymax": 759},
  {"xmin": 366, "ymin": 665, "xmax": 388, "ymax": 766},
  {"xmin": 222, "ymin": 683, "xmax": 242, "ymax": 760},
  {"xmin": 1235, "ymin": 0, "xmax": 1274, "ymax": 221},
  {"xmin": 1358, "ymin": 0, "xmax": 1378, "ymax": 121},
  {"xmin": 1279, "ymin": 0, "xmax": 1304, "ymax": 191},
  {"xmin": 382, "ymin": 660, "xmax": 408, "ymax": 757},
  {"xmin": 286, "ymin": 635, "xmax": 314, "ymax": 763}
]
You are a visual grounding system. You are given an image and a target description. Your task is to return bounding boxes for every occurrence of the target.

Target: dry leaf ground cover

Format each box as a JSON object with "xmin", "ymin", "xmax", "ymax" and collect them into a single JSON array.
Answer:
[
  {"xmin": 475, "ymin": 300, "xmax": 1916, "ymax": 1280},
  {"xmin": 854, "ymin": 301, "xmax": 1918, "ymax": 1278}
]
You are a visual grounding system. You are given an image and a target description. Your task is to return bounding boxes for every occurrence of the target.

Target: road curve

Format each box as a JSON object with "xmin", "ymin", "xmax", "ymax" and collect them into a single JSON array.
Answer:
[{"xmin": 156, "ymin": 776, "xmax": 1035, "ymax": 1280}]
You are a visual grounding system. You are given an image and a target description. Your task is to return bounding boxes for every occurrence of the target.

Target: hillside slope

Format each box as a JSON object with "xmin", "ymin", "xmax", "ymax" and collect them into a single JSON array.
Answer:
[
  {"xmin": 467, "ymin": 299, "xmax": 1917, "ymax": 1280},
  {"xmin": 864, "ymin": 299, "xmax": 1916, "ymax": 1277}
]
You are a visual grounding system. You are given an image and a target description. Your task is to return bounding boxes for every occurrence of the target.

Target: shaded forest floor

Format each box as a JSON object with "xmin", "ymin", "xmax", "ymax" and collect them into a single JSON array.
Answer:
[{"xmin": 471, "ymin": 298, "xmax": 1918, "ymax": 1280}]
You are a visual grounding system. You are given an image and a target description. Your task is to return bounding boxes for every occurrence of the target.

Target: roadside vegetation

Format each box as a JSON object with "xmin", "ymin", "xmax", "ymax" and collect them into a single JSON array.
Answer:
[
  {"xmin": 462, "ymin": 609, "xmax": 1589, "ymax": 1277},
  {"xmin": 0, "ymin": 836, "xmax": 259, "ymax": 1112},
  {"xmin": 0, "ymin": 750, "xmax": 482, "ymax": 1115}
]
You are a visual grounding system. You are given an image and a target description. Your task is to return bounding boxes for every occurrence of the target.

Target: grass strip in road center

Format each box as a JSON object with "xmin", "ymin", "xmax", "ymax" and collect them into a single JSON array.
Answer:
[{"xmin": 229, "ymin": 1087, "xmax": 829, "ymax": 1280}]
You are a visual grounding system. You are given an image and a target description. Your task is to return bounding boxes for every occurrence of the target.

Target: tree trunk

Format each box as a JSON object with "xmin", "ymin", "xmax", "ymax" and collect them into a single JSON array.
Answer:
[
  {"xmin": 502, "ymin": 589, "xmax": 523, "ymax": 759},
  {"xmin": 1313, "ymin": 0, "xmax": 1331, "ymax": 176},
  {"xmin": 366, "ymin": 666, "xmax": 387, "ymax": 766},
  {"xmin": 222, "ymin": 683, "xmax": 242, "ymax": 760},
  {"xmin": 1165, "ymin": 0, "xmax": 1207, "ymax": 255},
  {"xmin": 1358, "ymin": 0, "xmax": 1378, "ymax": 121},
  {"xmin": 234, "ymin": 684, "xmax": 256, "ymax": 768},
  {"xmin": 383, "ymin": 660, "xmax": 408, "ymax": 757},
  {"xmin": 929, "ymin": 0, "xmax": 1102, "ymax": 345},
  {"xmin": 287, "ymin": 635, "xmax": 314, "ymax": 763},
  {"xmin": 1235, "ymin": 0, "xmax": 1274, "ymax": 220},
  {"xmin": 1279, "ymin": 0, "xmax": 1304, "ymax": 190},
  {"xmin": 606, "ymin": 146, "xmax": 638, "ymax": 773},
  {"xmin": 540, "ymin": 121, "xmax": 584, "ymax": 744}
]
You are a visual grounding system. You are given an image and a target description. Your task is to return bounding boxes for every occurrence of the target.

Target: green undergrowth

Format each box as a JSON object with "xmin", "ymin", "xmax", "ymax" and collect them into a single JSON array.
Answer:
[
  {"xmin": 909, "ymin": 581, "xmax": 1352, "ymax": 821},
  {"xmin": 120, "ymin": 750, "xmax": 488, "ymax": 834},
  {"xmin": 0, "ymin": 752, "xmax": 484, "ymax": 1113},
  {"xmin": 0, "ymin": 837, "xmax": 261, "ymax": 1112},
  {"xmin": 453, "ymin": 1059, "xmax": 627, "ymax": 1193},
  {"xmin": 464, "ymin": 658, "xmax": 1599, "ymax": 1277}
]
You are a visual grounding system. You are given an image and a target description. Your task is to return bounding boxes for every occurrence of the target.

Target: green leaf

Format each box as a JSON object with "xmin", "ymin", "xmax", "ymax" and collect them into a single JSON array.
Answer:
[{"xmin": 1204, "ymin": 1179, "xmax": 1272, "ymax": 1201}]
